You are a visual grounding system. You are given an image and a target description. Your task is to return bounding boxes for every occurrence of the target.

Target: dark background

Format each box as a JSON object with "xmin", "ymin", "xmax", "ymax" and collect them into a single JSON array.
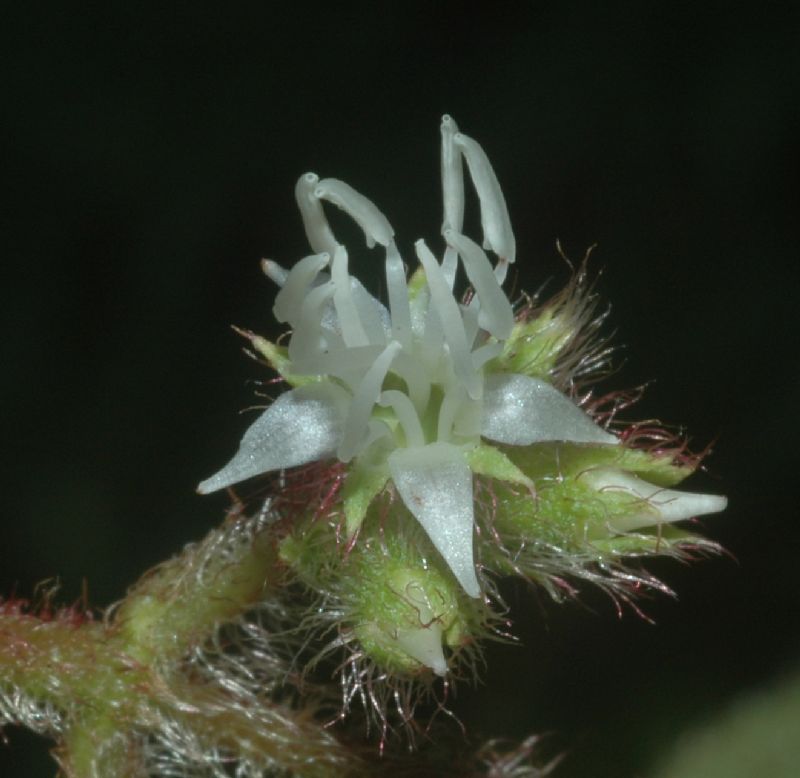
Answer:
[{"xmin": 2, "ymin": 3, "xmax": 798, "ymax": 776}]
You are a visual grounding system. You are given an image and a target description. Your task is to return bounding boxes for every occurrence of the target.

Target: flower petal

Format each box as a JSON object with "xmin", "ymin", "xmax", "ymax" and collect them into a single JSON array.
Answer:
[
  {"xmin": 388, "ymin": 443, "xmax": 480, "ymax": 597},
  {"xmin": 197, "ymin": 383, "xmax": 348, "ymax": 494},
  {"xmin": 482, "ymin": 373, "xmax": 617, "ymax": 446},
  {"xmin": 578, "ymin": 467, "xmax": 728, "ymax": 532},
  {"xmin": 395, "ymin": 625, "xmax": 447, "ymax": 676}
]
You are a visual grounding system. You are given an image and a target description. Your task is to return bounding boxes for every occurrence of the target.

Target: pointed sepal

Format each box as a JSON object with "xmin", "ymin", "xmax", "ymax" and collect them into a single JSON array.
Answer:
[
  {"xmin": 466, "ymin": 442, "xmax": 534, "ymax": 489},
  {"xmin": 341, "ymin": 465, "xmax": 390, "ymax": 538},
  {"xmin": 388, "ymin": 443, "xmax": 480, "ymax": 597},
  {"xmin": 577, "ymin": 467, "xmax": 728, "ymax": 532},
  {"xmin": 198, "ymin": 383, "xmax": 348, "ymax": 494},
  {"xmin": 482, "ymin": 373, "xmax": 617, "ymax": 446}
]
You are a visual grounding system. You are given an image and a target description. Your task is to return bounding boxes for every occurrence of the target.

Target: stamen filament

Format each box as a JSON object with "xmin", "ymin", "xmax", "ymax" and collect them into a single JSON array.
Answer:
[
  {"xmin": 445, "ymin": 230, "xmax": 514, "ymax": 339},
  {"xmin": 415, "ymin": 239, "xmax": 482, "ymax": 400},
  {"xmin": 454, "ymin": 132, "xmax": 516, "ymax": 263},
  {"xmin": 315, "ymin": 178, "xmax": 394, "ymax": 249},
  {"xmin": 273, "ymin": 252, "xmax": 330, "ymax": 325},
  {"xmin": 288, "ymin": 281, "xmax": 335, "ymax": 365},
  {"xmin": 295, "ymin": 172, "xmax": 339, "ymax": 256},
  {"xmin": 338, "ymin": 341, "xmax": 402, "ymax": 462},
  {"xmin": 379, "ymin": 390, "xmax": 425, "ymax": 448},
  {"xmin": 440, "ymin": 114, "xmax": 465, "ymax": 235},
  {"xmin": 385, "ymin": 240, "xmax": 412, "ymax": 349},
  {"xmin": 332, "ymin": 246, "xmax": 370, "ymax": 347}
]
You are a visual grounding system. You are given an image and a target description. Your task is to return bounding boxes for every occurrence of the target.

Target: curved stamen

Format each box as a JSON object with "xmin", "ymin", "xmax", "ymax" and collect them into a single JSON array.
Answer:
[
  {"xmin": 440, "ymin": 245, "xmax": 459, "ymax": 291},
  {"xmin": 444, "ymin": 230, "xmax": 514, "ymax": 340},
  {"xmin": 315, "ymin": 178, "xmax": 394, "ymax": 249},
  {"xmin": 415, "ymin": 239, "xmax": 482, "ymax": 400},
  {"xmin": 288, "ymin": 281, "xmax": 335, "ymax": 365},
  {"xmin": 436, "ymin": 381, "xmax": 465, "ymax": 443},
  {"xmin": 295, "ymin": 173, "xmax": 339, "ymax": 256},
  {"xmin": 362, "ymin": 417, "xmax": 393, "ymax": 453},
  {"xmin": 471, "ymin": 341, "xmax": 503, "ymax": 370},
  {"xmin": 440, "ymin": 114, "xmax": 465, "ymax": 235},
  {"xmin": 331, "ymin": 245, "xmax": 370, "ymax": 347},
  {"xmin": 338, "ymin": 340, "xmax": 402, "ymax": 462},
  {"xmin": 419, "ymin": 293, "xmax": 445, "ymax": 372},
  {"xmin": 493, "ymin": 257, "xmax": 509, "ymax": 286},
  {"xmin": 379, "ymin": 390, "xmax": 425, "ymax": 449},
  {"xmin": 260, "ymin": 258, "xmax": 289, "ymax": 287},
  {"xmin": 273, "ymin": 252, "xmax": 330, "ymax": 325},
  {"xmin": 461, "ymin": 302, "xmax": 481, "ymax": 350},
  {"xmin": 454, "ymin": 132, "xmax": 516, "ymax": 264},
  {"xmin": 385, "ymin": 240, "xmax": 412, "ymax": 349},
  {"xmin": 389, "ymin": 351, "xmax": 431, "ymax": 415}
]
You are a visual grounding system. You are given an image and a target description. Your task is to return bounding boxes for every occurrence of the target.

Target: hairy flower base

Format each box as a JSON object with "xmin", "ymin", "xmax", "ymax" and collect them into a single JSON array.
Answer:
[{"xmin": 264, "ymin": 411, "xmax": 723, "ymax": 688}]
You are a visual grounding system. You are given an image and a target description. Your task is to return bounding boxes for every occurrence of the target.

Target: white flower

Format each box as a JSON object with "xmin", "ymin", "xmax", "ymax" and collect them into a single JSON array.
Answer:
[{"xmin": 198, "ymin": 116, "xmax": 712, "ymax": 598}]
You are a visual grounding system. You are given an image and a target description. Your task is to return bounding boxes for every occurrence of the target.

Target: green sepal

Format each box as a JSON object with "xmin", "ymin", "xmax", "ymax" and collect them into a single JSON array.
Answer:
[
  {"xmin": 278, "ymin": 499, "xmax": 490, "ymax": 678},
  {"xmin": 247, "ymin": 336, "xmax": 320, "ymax": 388},
  {"xmin": 341, "ymin": 465, "xmax": 390, "ymax": 538},
  {"xmin": 344, "ymin": 529, "xmax": 478, "ymax": 676},
  {"xmin": 504, "ymin": 441, "xmax": 694, "ymax": 487},
  {"xmin": 486, "ymin": 442, "xmax": 693, "ymax": 548},
  {"xmin": 466, "ymin": 443, "xmax": 533, "ymax": 489},
  {"xmin": 488, "ymin": 307, "xmax": 576, "ymax": 379}
]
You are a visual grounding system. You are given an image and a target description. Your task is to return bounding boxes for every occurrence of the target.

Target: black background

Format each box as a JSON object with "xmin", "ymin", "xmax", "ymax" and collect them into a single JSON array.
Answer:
[{"xmin": 2, "ymin": 3, "xmax": 799, "ymax": 776}]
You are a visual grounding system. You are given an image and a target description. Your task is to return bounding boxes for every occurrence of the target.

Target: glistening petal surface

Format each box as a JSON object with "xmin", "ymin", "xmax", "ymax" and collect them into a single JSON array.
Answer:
[
  {"xmin": 197, "ymin": 383, "xmax": 347, "ymax": 494},
  {"xmin": 578, "ymin": 467, "xmax": 729, "ymax": 532},
  {"xmin": 388, "ymin": 443, "xmax": 480, "ymax": 597},
  {"xmin": 482, "ymin": 373, "xmax": 617, "ymax": 446}
]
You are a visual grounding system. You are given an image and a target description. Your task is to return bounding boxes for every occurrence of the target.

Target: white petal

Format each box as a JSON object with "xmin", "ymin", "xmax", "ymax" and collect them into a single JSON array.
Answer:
[
  {"xmin": 197, "ymin": 383, "xmax": 348, "ymax": 494},
  {"xmin": 454, "ymin": 132, "xmax": 516, "ymax": 263},
  {"xmin": 578, "ymin": 467, "xmax": 728, "ymax": 532},
  {"xmin": 388, "ymin": 443, "xmax": 480, "ymax": 597},
  {"xmin": 294, "ymin": 173, "xmax": 339, "ymax": 256},
  {"xmin": 482, "ymin": 373, "xmax": 617, "ymax": 446},
  {"xmin": 395, "ymin": 627, "xmax": 447, "ymax": 676},
  {"xmin": 395, "ymin": 577, "xmax": 448, "ymax": 675}
]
